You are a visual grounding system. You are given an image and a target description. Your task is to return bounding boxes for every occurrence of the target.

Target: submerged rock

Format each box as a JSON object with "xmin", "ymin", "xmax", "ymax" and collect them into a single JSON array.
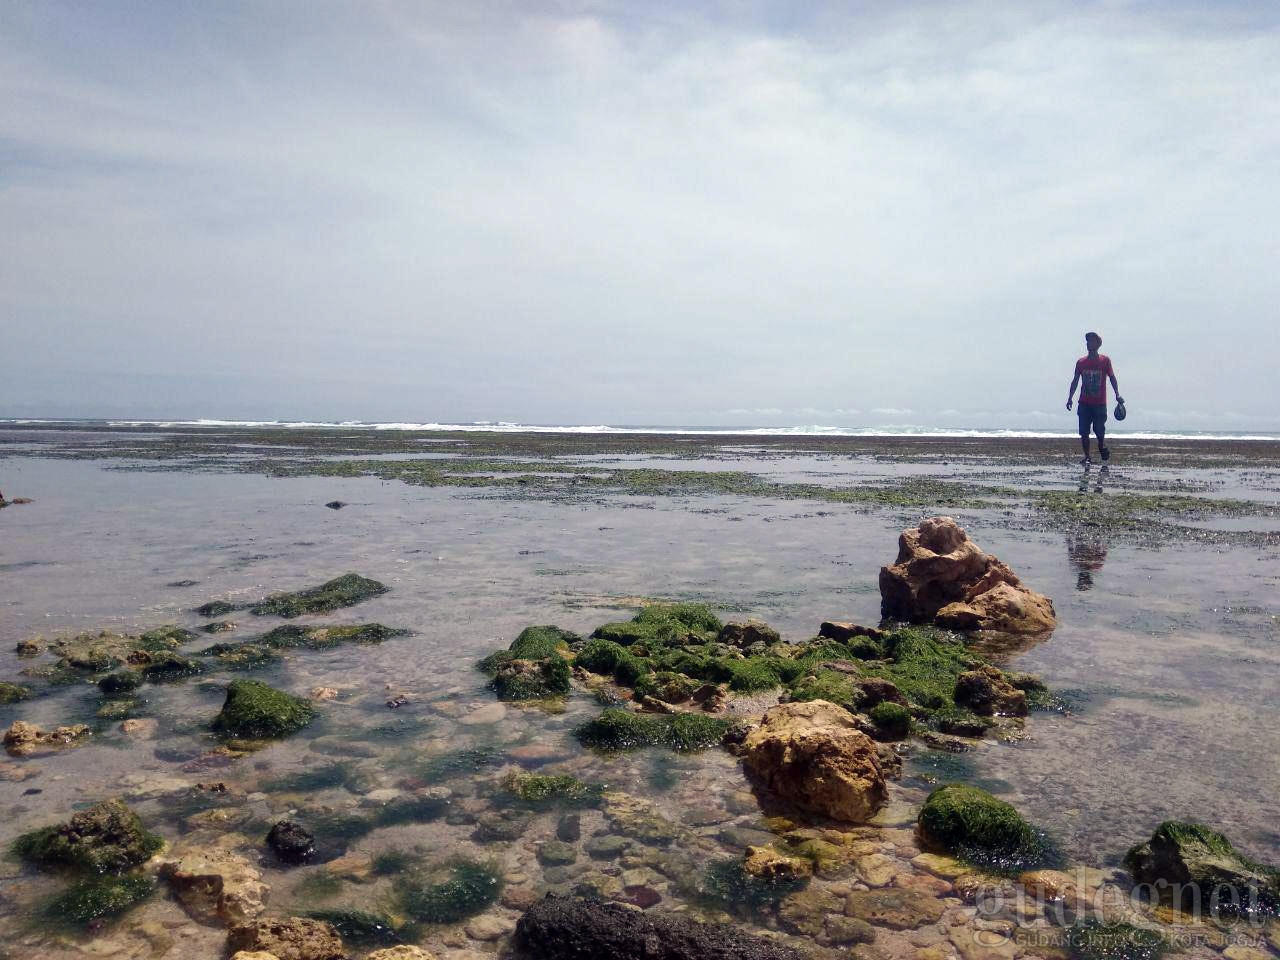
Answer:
[
  {"xmin": 879, "ymin": 516, "xmax": 1056, "ymax": 633},
  {"xmin": 160, "ymin": 837, "xmax": 269, "ymax": 926},
  {"xmin": 250, "ymin": 573, "xmax": 388, "ymax": 618},
  {"xmin": 953, "ymin": 665, "xmax": 1027, "ymax": 716},
  {"xmin": 267, "ymin": 820, "xmax": 316, "ymax": 865},
  {"xmin": 213, "ymin": 680, "xmax": 315, "ymax": 739},
  {"xmin": 917, "ymin": 784, "xmax": 1060, "ymax": 874},
  {"xmin": 227, "ymin": 917, "xmax": 344, "ymax": 960},
  {"xmin": 394, "ymin": 858, "xmax": 502, "ymax": 923},
  {"xmin": 742, "ymin": 700, "xmax": 888, "ymax": 823},
  {"xmin": 0, "ymin": 681, "xmax": 33, "ymax": 703},
  {"xmin": 1125, "ymin": 821, "xmax": 1280, "ymax": 919},
  {"xmin": 44, "ymin": 874, "xmax": 155, "ymax": 923},
  {"xmin": 13, "ymin": 798, "xmax": 163, "ymax": 874},
  {"xmin": 4, "ymin": 719, "xmax": 90, "ymax": 757},
  {"xmin": 514, "ymin": 894, "xmax": 807, "ymax": 960}
]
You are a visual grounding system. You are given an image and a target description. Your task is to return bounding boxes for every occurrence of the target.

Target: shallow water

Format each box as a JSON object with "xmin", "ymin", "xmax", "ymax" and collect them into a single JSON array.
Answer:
[{"xmin": 2, "ymin": 443, "xmax": 1279, "ymax": 956}]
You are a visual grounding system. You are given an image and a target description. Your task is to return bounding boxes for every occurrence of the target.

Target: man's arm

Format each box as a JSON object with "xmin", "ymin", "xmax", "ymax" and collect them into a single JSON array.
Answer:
[
  {"xmin": 1066, "ymin": 371, "xmax": 1080, "ymax": 410},
  {"xmin": 1108, "ymin": 360, "xmax": 1123, "ymax": 403}
]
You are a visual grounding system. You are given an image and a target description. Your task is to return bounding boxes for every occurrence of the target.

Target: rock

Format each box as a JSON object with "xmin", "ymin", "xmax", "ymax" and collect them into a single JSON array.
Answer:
[
  {"xmin": 490, "ymin": 657, "xmax": 571, "ymax": 700},
  {"xmin": 15, "ymin": 639, "xmax": 42, "ymax": 656},
  {"xmin": 917, "ymin": 784, "xmax": 1058, "ymax": 873},
  {"xmin": 267, "ymin": 820, "xmax": 315, "ymax": 865},
  {"xmin": 818, "ymin": 622, "xmax": 885, "ymax": 643},
  {"xmin": 825, "ymin": 915, "xmax": 877, "ymax": 945},
  {"xmin": 556, "ymin": 813, "xmax": 581, "ymax": 842},
  {"xmin": 1124, "ymin": 821, "xmax": 1279, "ymax": 919},
  {"xmin": 911, "ymin": 853, "xmax": 969, "ymax": 878},
  {"xmin": 460, "ymin": 702, "xmax": 507, "ymax": 725},
  {"xmin": 227, "ymin": 917, "xmax": 344, "ymax": 960},
  {"xmin": 465, "ymin": 914, "xmax": 514, "ymax": 940},
  {"xmin": 309, "ymin": 687, "xmax": 340, "ymax": 701},
  {"xmin": 742, "ymin": 700, "xmax": 888, "ymax": 823},
  {"xmin": 4, "ymin": 719, "xmax": 91, "ymax": 756},
  {"xmin": 160, "ymin": 837, "xmax": 269, "ymax": 926},
  {"xmin": 204, "ymin": 620, "xmax": 238, "ymax": 633},
  {"xmin": 212, "ymin": 680, "xmax": 315, "ymax": 739},
  {"xmin": 324, "ymin": 501, "xmax": 346, "ymax": 510},
  {"xmin": 249, "ymin": 573, "xmax": 388, "ymax": 618},
  {"xmin": 778, "ymin": 886, "xmax": 847, "ymax": 936},
  {"xmin": 846, "ymin": 888, "xmax": 946, "ymax": 929},
  {"xmin": 0, "ymin": 681, "xmax": 33, "ymax": 704},
  {"xmin": 12, "ymin": 798, "xmax": 163, "ymax": 873},
  {"xmin": 716, "ymin": 620, "xmax": 782, "ymax": 648},
  {"xmin": 366, "ymin": 949, "xmax": 439, "ymax": 960},
  {"xmin": 601, "ymin": 792, "xmax": 681, "ymax": 845},
  {"xmin": 953, "ymin": 665, "xmax": 1027, "ymax": 716},
  {"xmin": 854, "ymin": 853, "xmax": 899, "ymax": 887},
  {"xmin": 232, "ymin": 952, "xmax": 282, "ymax": 960},
  {"xmin": 537, "ymin": 840, "xmax": 578, "ymax": 866},
  {"xmin": 120, "ymin": 718, "xmax": 158, "ymax": 738},
  {"xmin": 743, "ymin": 846, "xmax": 814, "ymax": 883},
  {"xmin": 514, "ymin": 894, "xmax": 807, "ymax": 960},
  {"xmin": 878, "ymin": 517, "xmax": 1056, "ymax": 633}
]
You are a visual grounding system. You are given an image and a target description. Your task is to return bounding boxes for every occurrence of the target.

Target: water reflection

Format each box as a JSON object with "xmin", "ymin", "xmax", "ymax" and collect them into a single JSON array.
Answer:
[{"xmin": 1067, "ymin": 469, "xmax": 1109, "ymax": 591}]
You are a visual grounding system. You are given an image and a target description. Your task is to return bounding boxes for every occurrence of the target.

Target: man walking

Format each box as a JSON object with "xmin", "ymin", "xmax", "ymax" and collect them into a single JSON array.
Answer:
[{"xmin": 1066, "ymin": 332, "xmax": 1123, "ymax": 467}]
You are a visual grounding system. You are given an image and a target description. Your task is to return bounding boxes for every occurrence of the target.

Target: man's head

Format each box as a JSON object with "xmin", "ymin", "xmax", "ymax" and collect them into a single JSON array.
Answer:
[{"xmin": 1085, "ymin": 332, "xmax": 1102, "ymax": 352}]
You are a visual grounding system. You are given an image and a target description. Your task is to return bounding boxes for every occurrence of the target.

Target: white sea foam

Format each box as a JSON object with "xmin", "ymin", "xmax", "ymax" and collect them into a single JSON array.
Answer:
[{"xmin": 3, "ymin": 418, "xmax": 1278, "ymax": 441}]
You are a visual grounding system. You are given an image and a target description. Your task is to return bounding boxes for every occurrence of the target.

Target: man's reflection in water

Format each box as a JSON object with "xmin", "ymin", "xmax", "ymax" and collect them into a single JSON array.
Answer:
[{"xmin": 1069, "ymin": 470, "xmax": 1108, "ymax": 590}]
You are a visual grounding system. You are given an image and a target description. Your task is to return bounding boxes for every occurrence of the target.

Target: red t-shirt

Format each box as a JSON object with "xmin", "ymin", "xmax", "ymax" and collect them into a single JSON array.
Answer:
[{"xmin": 1075, "ymin": 354, "xmax": 1113, "ymax": 405}]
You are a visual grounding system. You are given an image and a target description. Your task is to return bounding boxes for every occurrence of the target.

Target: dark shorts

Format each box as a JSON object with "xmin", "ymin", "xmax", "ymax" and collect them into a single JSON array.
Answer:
[{"xmin": 1077, "ymin": 403, "xmax": 1107, "ymax": 435}]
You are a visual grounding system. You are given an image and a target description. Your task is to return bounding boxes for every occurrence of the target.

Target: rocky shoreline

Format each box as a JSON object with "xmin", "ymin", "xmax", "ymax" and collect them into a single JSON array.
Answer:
[{"xmin": 3, "ymin": 515, "xmax": 1277, "ymax": 960}]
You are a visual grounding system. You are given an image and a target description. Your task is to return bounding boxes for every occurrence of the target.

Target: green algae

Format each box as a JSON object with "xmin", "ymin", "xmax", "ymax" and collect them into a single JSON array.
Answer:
[
  {"xmin": 869, "ymin": 701, "xmax": 913, "ymax": 740},
  {"xmin": 591, "ymin": 602, "xmax": 723, "ymax": 646},
  {"xmin": 212, "ymin": 679, "xmax": 315, "ymax": 739},
  {"xmin": 788, "ymin": 669, "xmax": 864, "ymax": 712},
  {"xmin": 917, "ymin": 784, "xmax": 1060, "ymax": 874},
  {"xmin": 44, "ymin": 874, "xmax": 154, "ymax": 924},
  {"xmin": 575, "ymin": 708, "xmax": 730, "ymax": 752},
  {"xmin": 508, "ymin": 625, "xmax": 580, "ymax": 658},
  {"xmin": 138, "ymin": 652, "xmax": 203, "ymax": 682},
  {"xmin": 306, "ymin": 908, "xmax": 402, "ymax": 945},
  {"xmin": 372, "ymin": 850, "xmax": 419, "ymax": 876},
  {"xmin": 196, "ymin": 600, "xmax": 237, "ymax": 618},
  {"xmin": 699, "ymin": 858, "xmax": 809, "ymax": 909},
  {"xmin": 249, "ymin": 573, "xmax": 388, "ymax": 618},
  {"xmin": 13, "ymin": 799, "xmax": 163, "ymax": 875},
  {"xmin": 1066, "ymin": 919, "xmax": 1166, "ymax": 960},
  {"xmin": 263, "ymin": 762, "xmax": 356, "ymax": 793},
  {"xmin": 489, "ymin": 656, "xmax": 571, "ymax": 700},
  {"xmin": 421, "ymin": 745, "xmax": 507, "ymax": 781},
  {"xmin": 98, "ymin": 672, "xmax": 144, "ymax": 697},
  {"xmin": 396, "ymin": 858, "xmax": 502, "ymax": 924},
  {"xmin": 0, "ymin": 681, "xmax": 33, "ymax": 704},
  {"xmin": 501, "ymin": 771, "xmax": 604, "ymax": 807}
]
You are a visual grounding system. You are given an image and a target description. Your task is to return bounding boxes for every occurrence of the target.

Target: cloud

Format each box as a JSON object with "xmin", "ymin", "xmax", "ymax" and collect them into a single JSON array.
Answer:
[{"xmin": 0, "ymin": 1, "xmax": 1277, "ymax": 428}]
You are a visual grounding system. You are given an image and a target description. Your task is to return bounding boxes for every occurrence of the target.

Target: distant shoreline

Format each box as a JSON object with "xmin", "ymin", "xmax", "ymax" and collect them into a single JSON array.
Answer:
[{"xmin": 2, "ymin": 418, "xmax": 1278, "ymax": 443}]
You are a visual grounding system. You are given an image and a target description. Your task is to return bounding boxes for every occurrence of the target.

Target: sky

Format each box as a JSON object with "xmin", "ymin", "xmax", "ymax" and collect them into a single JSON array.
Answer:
[{"xmin": 2, "ymin": 1, "xmax": 1278, "ymax": 431}]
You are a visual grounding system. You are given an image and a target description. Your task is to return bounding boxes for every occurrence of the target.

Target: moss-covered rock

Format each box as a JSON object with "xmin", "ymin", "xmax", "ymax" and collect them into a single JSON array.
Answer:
[
  {"xmin": 13, "ymin": 799, "xmax": 163, "ymax": 874},
  {"xmin": 306, "ymin": 908, "xmax": 402, "ymax": 945},
  {"xmin": 502, "ymin": 771, "xmax": 604, "ymax": 807},
  {"xmin": 700, "ymin": 856, "xmax": 809, "ymax": 909},
  {"xmin": 196, "ymin": 600, "xmax": 236, "ymax": 618},
  {"xmin": 575, "ymin": 708, "xmax": 730, "ymax": 752},
  {"xmin": 869, "ymin": 701, "xmax": 912, "ymax": 740},
  {"xmin": 250, "ymin": 573, "xmax": 388, "ymax": 618},
  {"xmin": 0, "ymin": 681, "xmax": 33, "ymax": 704},
  {"xmin": 591, "ymin": 603, "xmax": 722, "ymax": 646},
  {"xmin": 491, "ymin": 657, "xmax": 571, "ymax": 700},
  {"xmin": 44, "ymin": 874, "xmax": 154, "ymax": 923},
  {"xmin": 1066, "ymin": 919, "xmax": 1166, "ymax": 960},
  {"xmin": 917, "ymin": 784, "xmax": 1059, "ymax": 873},
  {"xmin": 212, "ymin": 679, "xmax": 315, "ymax": 739},
  {"xmin": 138, "ymin": 651, "xmax": 203, "ymax": 681},
  {"xmin": 1124, "ymin": 821, "xmax": 1279, "ymax": 919},
  {"xmin": 98, "ymin": 671, "xmax": 145, "ymax": 697},
  {"xmin": 395, "ymin": 858, "xmax": 502, "ymax": 923},
  {"xmin": 509, "ymin": 625, "xmax": 580, "ymax": 659}
]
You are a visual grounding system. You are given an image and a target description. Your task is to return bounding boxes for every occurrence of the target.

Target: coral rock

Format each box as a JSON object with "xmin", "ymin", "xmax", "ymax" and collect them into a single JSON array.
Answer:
[
  {"xmin": 743, "ymin": 700, "xmax": 888, "ymax": 823},
  {"xmin": 879, "ymin": 517, "xmax": 1055, "ymax": 633}
]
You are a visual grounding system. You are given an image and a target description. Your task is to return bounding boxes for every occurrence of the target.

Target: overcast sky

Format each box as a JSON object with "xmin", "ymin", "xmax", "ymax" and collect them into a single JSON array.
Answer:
[{"xmin": 2, "ymin": 1, "xmax": 1277, "ymax": 430}]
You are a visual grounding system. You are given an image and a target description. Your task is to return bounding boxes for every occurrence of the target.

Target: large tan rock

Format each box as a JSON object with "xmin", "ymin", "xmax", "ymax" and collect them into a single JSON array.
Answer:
[
  {"xmin": 879, "ymin": 517, "xmax": 1055, "ymax": 634},
  {"xmin": 367, "ymin": 948, "xmax": 439, "ymax": 960},
  {"xmin": 160, "ymin": 835, "xmax": 269, "ymax": 927},
  {"xmin": 742, "ymin": 700, "xmax": 888, "ymax": 823},
  {"xmin": 227, "ymin": 918, "xmax": 343, "ymax": 960}
]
